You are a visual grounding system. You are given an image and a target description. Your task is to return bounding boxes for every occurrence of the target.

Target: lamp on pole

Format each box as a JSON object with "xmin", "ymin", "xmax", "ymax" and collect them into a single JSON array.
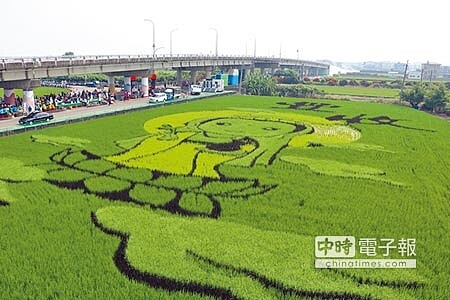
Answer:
[
  {"xmin": 170, "ymin": 28, "xmax": 178, "ymax": 56},
  {"xmin": 209, "ymin": 27, "xmax": 218, "ymax": 57},
  {"xmin": 143, "ymin": 19, "xmax": 155, "ymax": 58},
  {"xmin": 154, "ymin": 47, "xmax": 165, "ymax": 57}
]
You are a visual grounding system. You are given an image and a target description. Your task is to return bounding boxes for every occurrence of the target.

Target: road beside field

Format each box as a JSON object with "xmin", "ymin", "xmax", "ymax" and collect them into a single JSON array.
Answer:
[{"xmin": 0, "ymin": 91, "xmax": 234, "ymax": 136}]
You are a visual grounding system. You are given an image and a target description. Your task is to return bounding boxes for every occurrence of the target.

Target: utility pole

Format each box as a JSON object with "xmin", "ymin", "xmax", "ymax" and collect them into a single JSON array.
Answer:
[{"xmin": 400, "ymin": 60, "xmax": 409, "ymax": 98}]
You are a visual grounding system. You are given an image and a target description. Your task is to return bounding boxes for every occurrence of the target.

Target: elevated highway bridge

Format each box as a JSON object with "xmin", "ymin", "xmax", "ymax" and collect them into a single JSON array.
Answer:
[{"xmin": 0, "ymin": 54, "xmax": 329, "ymax": 110}]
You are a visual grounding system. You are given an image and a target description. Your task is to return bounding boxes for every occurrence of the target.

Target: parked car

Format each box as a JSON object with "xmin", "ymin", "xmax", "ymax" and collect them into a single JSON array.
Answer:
[
  {"xmin": 18, "ymin": 111, "xmax": 54, "ymax": 125},
  {"xmin": 85, "ymin": 81, "xmax": 99, "ymax": 88},
  {"xmin": 148, "ymin": 92, "xmax": 167, "ymax": 103}
]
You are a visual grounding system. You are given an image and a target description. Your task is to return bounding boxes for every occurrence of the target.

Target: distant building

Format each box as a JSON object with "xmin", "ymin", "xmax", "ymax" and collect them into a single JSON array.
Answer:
[
  {"xmin": 361, "ymin": 61, "xmax": 395, "ymax": 73},
  {"xmin": 441, "ymin": 65, "xmax": 450, "ymax": 79},
  {"xmin": 387, "ymin": 71, "xmax": 402, "ymax": 78},
  {"xmin": 392, "ymin": 62, "xmax": 406, "ymax": 73},
  {"xmin": 421, "ymin": 62, "xmax": 441, "ymax": 80}
]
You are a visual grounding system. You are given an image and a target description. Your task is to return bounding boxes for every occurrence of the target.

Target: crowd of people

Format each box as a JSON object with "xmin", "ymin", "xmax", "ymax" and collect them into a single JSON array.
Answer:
[
  {"xmin": 0, "ymin": 89, "xmax": 117, "ymax": 118},
  {"xmin": 34, "ymin": 89, "xmax": 116, "ymax": 111},
  {"xmin": 0, "ymin": 97, "xmax": 22, "ymax": 118},
  {"xmin": 0, "ymin": 82, "xmax": 188, "ymax": 119}
]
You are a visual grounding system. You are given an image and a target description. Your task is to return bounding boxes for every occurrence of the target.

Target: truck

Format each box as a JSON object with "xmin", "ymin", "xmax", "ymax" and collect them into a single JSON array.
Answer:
[
  {"xmin": 190, "ymin": 85, "xmax": 202, "ymax": 95},
  {"xmin": 202, "ymin": 78, "xmax": 224, "ymax": 93},
  {"xmin": 164, "ymin": 88, "xmax": 183, "ymax": 100}
]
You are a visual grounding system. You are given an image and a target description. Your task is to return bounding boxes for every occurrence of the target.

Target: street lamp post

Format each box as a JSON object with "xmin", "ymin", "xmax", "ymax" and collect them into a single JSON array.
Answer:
[
  {"xmin": 209, "ymin": 27, "xmax": 218, "ymax": 57},
  {"xmin": 279, "ymin": 42, "xmax": 282, "ymax": 60},
  {"xmin": 170, "ymin": 28, "xmax": 178, "ymax": 56},
  {"xmin": 246, "ymin": 36, "xmax": 256, "ymax": 57},
  {"xmin": 143, "ymin": 19, "xmax": 155, "ymax": 57}
]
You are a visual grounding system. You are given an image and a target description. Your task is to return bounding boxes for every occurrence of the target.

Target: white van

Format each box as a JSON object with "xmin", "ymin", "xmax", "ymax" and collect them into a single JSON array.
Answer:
[{"xmin": 148, "ymin": 92, "xmax": 167, "ymax": 103}]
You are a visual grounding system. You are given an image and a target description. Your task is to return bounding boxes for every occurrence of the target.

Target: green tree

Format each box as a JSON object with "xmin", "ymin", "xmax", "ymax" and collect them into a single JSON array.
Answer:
[
  {"xmin": 338, "ymin": 79, "xmax": 348, "ymax": 86},
  {"xmin": 423, "ymin": 84, "xmax": 448, "ymax": 113},
  {"xmin": 400, "ymin": 84, "xmax": 425, "ymax": 108},
  {"xmin": 243, "ymin": 72, "xmax": 276, "ymax": 96},
  {"xmin": 156, "ymin": 70, "xmax": 176, "ymax": 84}
]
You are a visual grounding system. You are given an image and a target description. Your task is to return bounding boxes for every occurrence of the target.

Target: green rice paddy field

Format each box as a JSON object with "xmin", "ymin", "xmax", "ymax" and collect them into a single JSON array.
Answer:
[
  {"xmin": 317, "ymin": 86, "xmax": 400, "ymax": 98},
  {"xmin": 0, "ymin": 95, "xmax": 449, "ymax": 299}
]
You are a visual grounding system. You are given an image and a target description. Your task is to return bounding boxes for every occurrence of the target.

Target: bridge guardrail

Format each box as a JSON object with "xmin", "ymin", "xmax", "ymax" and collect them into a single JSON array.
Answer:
[{"xmin": 0, "ymin": 55, "xmax": 328, "ymax": 74}]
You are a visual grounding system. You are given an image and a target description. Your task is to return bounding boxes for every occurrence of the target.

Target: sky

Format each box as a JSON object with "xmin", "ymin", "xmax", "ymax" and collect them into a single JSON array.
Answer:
[{"xmin": 2, "ymin": 0, "xmax": 449, "ymax": 65}]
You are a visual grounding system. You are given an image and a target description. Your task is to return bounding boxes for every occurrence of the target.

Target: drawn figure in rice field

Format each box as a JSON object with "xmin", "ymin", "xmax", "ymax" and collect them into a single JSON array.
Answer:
[{"xmin": 39, "ymin": 109, "xmax": 375, "ymax": 218}]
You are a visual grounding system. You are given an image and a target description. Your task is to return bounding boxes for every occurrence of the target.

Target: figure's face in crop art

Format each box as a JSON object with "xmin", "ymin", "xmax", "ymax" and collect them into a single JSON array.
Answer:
[{"xmin": 198, "ymin": 118, "xmax": 298, "ymax": 138}]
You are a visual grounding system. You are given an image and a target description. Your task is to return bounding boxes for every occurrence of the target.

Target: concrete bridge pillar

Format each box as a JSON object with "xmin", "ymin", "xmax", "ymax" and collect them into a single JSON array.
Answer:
[
  {"xmin": 124, "ymin": 76, "xmax": 132, "ymax": 93},
  {"xmin": 0, "ymin": 79, "xmax": 40, "ymax": 114},
  {"xmin": 141, "ymin": 77, "xmax": 149, "ymax": 97},
  {"xmin": 241, "ymin": 69, "xmax": 251, "ymax": 81},
  {"xmin": 108, "ymin": 76, "xmax": 115, "ymax": 95},
  {"xmin": 4, "ymin": 89, "xmax": 15, "ymax": 106},
  {"xmin": 23, "ymin": 89, "xmax": 35, "ymax": 114},
  {"xmin": 176, "ymin": 69, "xmax": 182, "ymax": 86},
  {"xmin": 190, "ymin": 70, "xmax": 197, "ymax": 84}
]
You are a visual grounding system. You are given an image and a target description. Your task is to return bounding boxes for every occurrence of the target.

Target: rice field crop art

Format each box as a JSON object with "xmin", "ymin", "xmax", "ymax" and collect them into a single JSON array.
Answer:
[
  {"xmin": 33, "ymin": 109, "xmax": 375, "ymax": 219},
  {"xmin": 0, "ymin": 95, "xmax": 449, "ymax": 299}
]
